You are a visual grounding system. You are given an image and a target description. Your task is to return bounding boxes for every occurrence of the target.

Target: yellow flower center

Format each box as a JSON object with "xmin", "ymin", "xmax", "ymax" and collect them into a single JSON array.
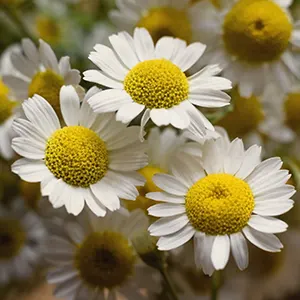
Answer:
[
  {"xmin": 0, "ymin": 219, "xmax": 26, "ymax": 260},
  {"xmin": 74, "ymin": 231, "xmax": 136, "ymax": 289},
  {"xmin": 0, "ymin": 94, "xmax": 16, "ymax": 125},
  {"xmin": 125, "ymin": 165, "xmax": 164, "ymax": 212},
  {"xmin": 45, "ymin": 126, "xmax": 109, "ymax": 187},
  {"xmin": 217, "ymin": 87, "xmax": 264, "ymax": 138},
  {"xmin": 222, "ymin": 0, "xmax": 292, "ymax": 63},
  {"xmin": 284, "ymin": 92, "xmax": 300, "ymax": 132},
  {"xmin": 185, "ymin": 174, "xmax": 255, "ymax": 235},
  {"xmin": 124, "ymin": 59, "xmax": 189, "ymax": 109},
  {"xmin": 28, "ymin": 70, "xmax": 64, "ymax": 118},
  {"xmin": 20, "ymin": 181, "xmax": 41, "ymax": 210},
  {"xmin": 137, "ymin": 7, "xmax": 192, "ymax": 43},
  {"xmin": 36, "ymin": 16, "xmax": 61, "ymax": 45},
  {"xmin": 0, "ymin": 79, "xmax": 10, "ymax": 96}
]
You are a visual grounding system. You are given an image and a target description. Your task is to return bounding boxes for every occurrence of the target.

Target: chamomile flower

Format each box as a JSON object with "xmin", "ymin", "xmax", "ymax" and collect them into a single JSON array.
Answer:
[
  {"xmin": 195, "ymin": 0, "xmax": 300, "ymax": 97},
  {"xmin": 110, "ymin": 0, "xmax": 205, "ymax": 43},
  {"xmin": 84, "ymin": 28, "xmax": 232, "ymax": 139},
  {"xmin": 147, "ymin": 134, "xmax": 295, "ymax": 275},
  {"xmin": 45, "ymin": 209, "xmax": 160, "ymax": 300},
  {"xmin": 11, "ymin": 85, "xmax": 148, "ymax": 216},
  {"xmin": 0, "ymin": 201, "xmax": 46, "ymax": 284},
  {"xmin": 2, "ymin": 39, "xmax": 81, "ymax": 117}
]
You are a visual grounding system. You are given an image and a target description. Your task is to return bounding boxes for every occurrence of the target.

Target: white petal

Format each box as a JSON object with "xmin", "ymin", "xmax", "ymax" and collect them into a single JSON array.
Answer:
[
  {"xmin": 173, "ymin": 42, "xmax": 206, "ymax": 72},
  {"xmin": 230, "ymin": 232, "xmax": 248, "ymax": 270},
  {"xmin": 10, "ymin": 51, "xmax": 35, "ymax": 78},
  {"xmin": 202, "ymin": 139, "xmax": 223, "ymax": 174},
  {"xmin": 157, "ymin": 225, "xmax": 195, "ymax": 250},
  {"xmin": 22, "ymin": 38, "xmax": 39, "ymax": 65},
  {"xmin": 133, "ymin": 28, "xmax": 155, "ymax": 61},
  {"xmin": 150, "ymin": 109, "xmax": 171, "ymax": 126},
  {"xmin": 90, "ymin": 179, "xmax": 120, "ymax": 211},
  {"xmin": 54, "ymin": 277, "xmax": 81, "ymax": 299},
  {"xmin": 88, "ymin": 89, "xmax": 132, "ymax": 113},
  {"xmin": 83, "ymin": 70, "xmax": 123, "ymax": 89},
  {"xmin": 148, "ymin": 214, "xmax": 189, "ymax": 236},
  {"xmin": 254, "ymin": 185, "xmax": 295, "ymax": 202},
  {"xmin": 140, "ymin": 109, "xmax": 150, "ymax": 141},
  {"xmin": 85, "ymin": 188, "xmax": 107, "ymax": 217},
  {"xmin": 60, "ymin": 86, "xmax": 80, "ymax": 126},
  {"xmin": 223, "ymin": 138, "xmax": 244, "ymax": 175},
  {"xmin": 12, "ymin": 137, "xmax": 45, "ymax": 159},
  {"xmin": 169, "ymin": 105, "xmax": 190, "ymax": 129},
  {"xmin": 155, "ymin": 37, "xmax": 177, "ymax": 60},
  {"xmin": 248, "ymin": 215, "xmax": 287, "ymax": 233},
  {"xmin": 211, "ymin": 235, "xmax": 230, "ymax": 270},
  {"xmin": 148, "ymin": 203, "xmax": 186, "ymax": 217},
  {"xmin": 122, "ymin": 209, "xmax": 149, "ymax": 239},
  {"xmin": 189, "ymin": 76, "xmax": 232, "ymax": 91},
  {"xmin": 39, "ymin": 39, "xmax": 59, "ymax": 73},
  {"xmin": 189, "ymin": 89, "xmax": 230, "ymax": 108},
  {"xmin": 152, "ymin": 173, "xmax": 188, "ymax": 196},
  {"xmin": 253, "ymin": 199, "xmax": 294, "ymax": 216},
  {"xmin": 12, "ymin": 158, "xmax": 50, "ymax": 182},
  {"xmin": 2, "ymin": 75, "xmax": 28, "ymax": 99},
  {"xmin": 146, "ymin": 192, "xmax": 185, "ymax": 204},
  {"xmin": 243, "ymin": 226, "xmax": 283, "ymax": 252},
  {"xmin": 116, "ymin": 102, "xmax": 144, "ymax": 123}
]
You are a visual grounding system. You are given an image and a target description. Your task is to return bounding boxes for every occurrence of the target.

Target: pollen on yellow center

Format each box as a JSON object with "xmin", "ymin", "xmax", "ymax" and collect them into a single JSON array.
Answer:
[
  {"xmin": 45, "ymin": 126, "xmax": 109, "ymax": 188},
  {"xmin": 137, "ymin": 7, "xmax": 192, "ymax": 43},
  {"xmin": 74, "ymin": 231, "xmax": 136, "ymax": 289},
  {"xmin": 284, "ymin": 92, "xmax": 300, "ymax": 131},
  {"xmin": 185, "ymin": 173, "xmax": 254, "ymax": 235},
  {"xmin": 124, "ymin": 59, "xmax": 189, "ymax": 110},
  {"xmin": 36, "ymin": 16, "xmax": 61, "ymax": 45},
  {"xmin": 0, "ymin": 93, "xmax": 17, "ymax": 125},
  {"xmin": 223, "ymin": 0, "xmax": 292, "ymax": 63},
  {"xmin": 0, "ymin": 219, "xmax": 26, "ymax": 260},
  {"xmin": 217, "ymin": 87, "xmax": 264, "ymax": 138},
  {"xmin": 28, "ymin": 70, "xmax": 64, "ymax": 117}
]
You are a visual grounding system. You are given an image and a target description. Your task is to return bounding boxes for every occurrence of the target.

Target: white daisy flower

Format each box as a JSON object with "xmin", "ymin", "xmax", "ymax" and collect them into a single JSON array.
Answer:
[
  {"xmin": 110, "ymin": 0, "xmax": 209, "ymax": 44},
  {"xmin": 147, "ymin": 135, "xmax": 295, "ymax": 275},
  {"xmin": 45, "ymin": 208, "xmax": 160, "ymax": 300},
  {"xmin": 0, "ymin": 201, "xmax": 46, "ymax": 284},
  {"xmin": 194, "ymin": 0, "xmax": 300, "ymax": 97},
  {"xmin": 84, "ymin": 27, "xmax": 232, "ymax": 139},
  {"xmin": 2, "ymin": 39, "xmax": 81, "ymax": 117},
  {"xmin": 11, "ymin": 85, "xmax": 148, "ymax": 216}
]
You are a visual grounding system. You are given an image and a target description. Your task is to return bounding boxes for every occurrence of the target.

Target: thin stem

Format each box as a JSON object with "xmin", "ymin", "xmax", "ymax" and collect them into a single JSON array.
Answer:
[
  {"xmin": 211, "ymin": 271, "xmax": 221, "ymax": 300},
  {"xmin": 160, "ymin": 266, "xmax": 179, "ymax": 300},
  {"xmin": 2, "ymin": 4, "xmax": 36, "ymax": 41}
]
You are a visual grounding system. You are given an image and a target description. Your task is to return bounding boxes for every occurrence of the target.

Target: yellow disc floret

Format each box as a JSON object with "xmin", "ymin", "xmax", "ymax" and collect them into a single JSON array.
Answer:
[
  {"xmin": 28, "ymin": 70, "xmax": 64, "ymax": 117},
  {"xmin": 217, "ymin": 87, "xmax": 264, "ymax": 138},
  {"xmin": 223, "ymin": 0, "xmax": 292, "ymax": 63},
  {"xmin": 124, "ymin": 59, "xmax": 189, "ymax": 109},
  {"xmin": 36, "ymin": 16, "xmax": 61, "ymax": 45},
  {"xmin": 45, "ymin": 126, "xmax": 109, "ymax": 187},
  {"xmin": 74, "ymin": 231, "xmax": 136, "ymax": 289},
  {"xmin": 0, "ymin": 93, "xmax": 17, "ymax": 125},
  {"xmin": 185, "ymin": 173, "xmax": 254, "ymax": 235},
  {"xmin": 284, "ymin": 92, "xmax": 300, "ymax": 131},
  {"xmin": 0, "ymin": 219, "xmax": 26, "ymax": 260},
  {"xmin": 137, "ymin": 7, "xmax": 192, "ymax": 43}
]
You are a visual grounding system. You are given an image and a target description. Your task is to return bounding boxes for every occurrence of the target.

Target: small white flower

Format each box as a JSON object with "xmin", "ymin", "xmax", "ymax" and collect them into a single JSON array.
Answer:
[
  {"xmin": 45, "ymin": 208, "xmax": 160, "ymax": 300},
  {"xmin": 0, "ymin": 201, "xmax": 46, "ymax": 284},
  {"xmin": 147, "ymin": 134, "xmax": 295, "ymax": 275},
  {"xmin": 194, "ymin": 0, "xmax": 300, "ymax": 97},
  {"xmin": 84, "ymin": 27, "xmax": 232, "ymax": 139},
  {"xmin": 11, "ymin": 86, "xmax": 148, "ymax": 216}
]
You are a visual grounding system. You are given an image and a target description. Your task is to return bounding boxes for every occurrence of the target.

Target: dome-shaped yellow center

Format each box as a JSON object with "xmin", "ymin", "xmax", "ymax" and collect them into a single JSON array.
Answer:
[
  {"xmin": 36, "ymin": 16, "xmax": 61, "ymax": 45},
  {"xmin": 74, "ymin": 231, "xmax": 136, "ymax": 289},
  {"xmin": 0, "ymin": 94, "xmax": 16, "ymax": 125},
  {"xmin": 0, "ymin": 219, "xmax": 26, "ymax": 260},
  {"xmin": 185, "ymin": 173, "xmax": 254, "ymax": 235},
  {"xmin": 223, "ymin": 0, "xmax": 292, "ymax": 63},
  {"xmin": 284, "ymin": 92, "xmax": 300, "ymax": 132},
  {"xmin": 45, "ymin": 126, "xmax": 109, "ymax": 187},
  {"xmin": 125, "ymin": 165, "xmax": 165, "ymax": 212},
  {"xmin": 137, "ymin": 7, "xmax": 192, "ymax": 43},
  {"xmin": 217, "ymin": 87, "xmax": 264, "ymax": 138},
  {"xmin": 28, "ymin": 70, "xmax": 64, "ymax": 118},
  {"xmin": 124, "ymin": 59, "xmax": 189, "ymax": 109}
]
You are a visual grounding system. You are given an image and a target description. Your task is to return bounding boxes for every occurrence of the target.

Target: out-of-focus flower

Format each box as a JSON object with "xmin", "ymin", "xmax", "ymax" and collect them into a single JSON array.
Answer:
[
  {"xmin": 148, "ymin": 133, "xmax": 294, "ymax": 275},
  {"xmin": 84, "ymin": 27, "xmax": 231, "ymax": 139},
  {"xmin": 194, "ymin": 0, "xmax": 300, "ymax": 97},
  {"xmin": 11, "ymin": 86, "xmax": 148, "ymax": 216},
  {"xmin": 0, "ymin": 201, "xmax": 46, "ymax": 284},
  {"xmin": 45, "ymin": 208, "xmax": 160, "ymax": 299}
]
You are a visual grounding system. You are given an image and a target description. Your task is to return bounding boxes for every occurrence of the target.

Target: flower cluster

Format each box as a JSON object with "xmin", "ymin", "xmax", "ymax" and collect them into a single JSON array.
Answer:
[{"xmin": 0, "ymin": 0, "xmax": 300, "ymax": 299}]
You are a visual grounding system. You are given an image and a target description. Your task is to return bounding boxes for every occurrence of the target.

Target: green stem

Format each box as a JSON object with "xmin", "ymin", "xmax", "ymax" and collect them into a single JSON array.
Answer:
[
  {"xmin": 211, "ymin": 271, "xmax": 221, "ymax": 300},
  {"xmin": 160, "ymin": 266, "xmax": 179, "ymax": 300},
  {"xmin": 2, "ymin": 4, "xmax": 36, "ymax": 41}
]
